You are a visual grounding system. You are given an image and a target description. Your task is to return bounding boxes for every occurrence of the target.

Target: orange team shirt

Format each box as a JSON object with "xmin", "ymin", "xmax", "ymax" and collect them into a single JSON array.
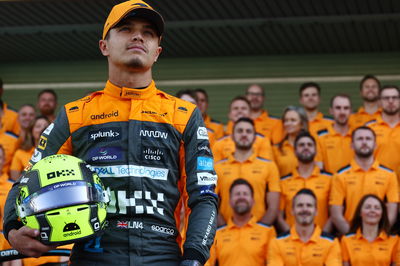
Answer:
[
  {"xmin": 308, "ymin": 112, "xmax": 334, "ymax": 136},
  {"xmin": 206, "ymin": 217, "xmax": 276, "ymax": 266},
  {"xmin": 280, "ymin": 166, "xmax": 332, "ymax": 228},
  {"xmin": 317, "ymin": 124, "xmax": 353, "ymax": 173},
  {"xmin": 215, "ymin": 153, "xmax": 280, "ymax": 222},
  {"xmin": 329, "ymin": 159, "xmax": 399, "ymax": 222},
  {"xmin": 212, "ymin": 134, "xmax": 274, "ymax": 162},
  {"xmin": 203, "ymin": 114, "xmax": 224, "ymax": 140},
  {"xmin": 0, "ymin": 131, "xmax": 19, "ymax": 177},
  {"xmin": 273, "ymin": 139, "xmax": 322, "ymax": 177},
  {"xmin": 341, "ymin": 229, "xmax": 400, "ymax": 266},
  {"xmin": 368, "ymin": 116, "xmax": 400, "ymax": 178},
  {"xmin": 0, "ymin": 103, "xmax": 19, "ymax": 135},
  {"xmin": 267, "ymin": 226, "xmax": 342, "ymax": 266},
  {"xmin": 349, "ymin": 107, "xmax": 382, "ymax": 130},
  {"xmin": 10, "ymin": 147, "xmax": 34, "ymax": 173}
]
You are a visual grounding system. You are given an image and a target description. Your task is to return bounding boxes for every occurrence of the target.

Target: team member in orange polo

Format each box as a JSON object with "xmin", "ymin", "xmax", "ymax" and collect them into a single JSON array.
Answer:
[
  {"xmin": 330, "ymin": 126, "xmax": 399, "ymax": 235},
  {"xmin": 317, "ymin": 94, "xmax": 354, "ymax": 173},
  {"xmin": 268, "ymin": 188, "xmax": 342, "ymax": 265},
  {"xmin": 349, "ymin": 74, "xmax": 382, "ymax": 130},
  {"xmin": 195, "ymin": 88, "xmax": 224, "ymax": 141},
  {"xmin": 212, "ymin": 96, "xmax": 274, "ymax": 161},
  {"xmin": 272, "ymin": 106, "xmax": 313, "ymax": 176},
  {"xmin": 368, "ymin": 85, "xmax": 400, "ymax": 177},
  {"xmin": 245, "ymin": 84, "xmax": 283, "ymax": 143},
  {"xmin": 277, "ymin": 131, "xmax": 332, "ymax": 232},
  {"xmin": 299, "ymin": 82, "xmax": 333, "ymax": 136},
  {"xmin": 341, "ymin": 194, "xmax": 400, "ymax": 266},
  {"xmin": 207, "ymin": 179, "xmax": 276, "ymax": 266},
  {"xmin": 215, "ymin": 117, "xmax": 280, "ymax": 226},
  {"xmin": 0, "ymin": 79, "xmax": 19, "ymax": 136},
  {"xmin": 10, "ymin": 116, "xmax": 50, "ymax": 180}
]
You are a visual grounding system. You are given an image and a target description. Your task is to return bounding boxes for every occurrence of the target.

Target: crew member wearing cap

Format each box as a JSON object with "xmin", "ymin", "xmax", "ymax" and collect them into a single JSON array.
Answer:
[{"xmin": 3, "ymin": 1, "xmax": 218, "ymax": 266}]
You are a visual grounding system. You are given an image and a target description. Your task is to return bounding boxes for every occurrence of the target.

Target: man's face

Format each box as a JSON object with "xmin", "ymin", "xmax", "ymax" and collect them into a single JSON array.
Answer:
[
  {"xmin": 330, "ymin": 96, "xmax": 352, "ymax": 126},
  {"xmin": 37, "ymin": 92, "xmax": 57, "ymax": 116},
  {"xmin": 229, "ymin": 184, "xmax": 254, "ymax": 215},
  {"xmin": 99, "ymin": 18, "xmax": 162, "ymax": 72},
  {"xmin": 361, "ymin": 78, "xmax": 380, "ymax": 102},
  {"xmin": 232, "ymin": 121, "xmax": 256, "ymax": 150},
  {"xmin": 195, "ymin": 91, "xmax": 208, "ymax": 115},
  {"xmin": 246, "ymin": 85, "xmax": 264, "ymax": 111},
  {"xmin": 228, "ymin": 100, "xmax": 250, "ymax": 122},
  {"xmin": 380, "ymin": 88, "xmax": 400, "ymax": 116},
  {"xmin": 18, "ymin": 105, "xmax": 36, "ymax": 130},
  {"xmin": 295, "ymin": 136, "xmax": 316, "ymax": 164},
  {"xmin": 292, "ymin": 194, "xmax": 317, "ymax": 226},
  {"xmin": 300, "ymin": 87, "xmax": 320, "ymax": 111},
  {"xmin": 352, "ymin": 129, "xmax": 375, "ymax": 158}
]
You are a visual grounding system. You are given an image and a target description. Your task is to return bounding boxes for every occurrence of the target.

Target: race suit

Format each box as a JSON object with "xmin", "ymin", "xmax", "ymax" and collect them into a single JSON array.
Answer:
[{"xmin": 3, "ymin": 80, "xmax": 218, "ymax": 266}]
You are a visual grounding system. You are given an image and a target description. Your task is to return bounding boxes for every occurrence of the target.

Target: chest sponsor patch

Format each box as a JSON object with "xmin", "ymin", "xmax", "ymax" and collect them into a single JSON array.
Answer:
[
  {"xmin": 88, "ymin": 147, "xmax": 123, "ymax": 162},
  {"xmin": 91, "ymin": 164, "xmax": 169, "ymax": 180},
  {"xmin": 142, "ymin": 147, "xmax": 166, "ymax": 162},
  {"xmin": 43, "ymin": 123, "xmax": 54, "ymax": 135},
  {"xmin": 88, "ymin": 127, "xmax": 122, "ymax": 142}
]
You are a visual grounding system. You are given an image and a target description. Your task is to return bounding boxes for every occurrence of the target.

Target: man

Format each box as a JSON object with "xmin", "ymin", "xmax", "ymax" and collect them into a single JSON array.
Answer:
[
  {"xmin": 15, "ymin": 104, "xmax": 36, "ymax": 142},
  {"xmin": 194, "ymin": 88, "xmax": 224, "ymax": 141},
  {"xmin": 0, "ymin": 78, "xmax": 19, "ymax": 135},
  {"xmin": 299, "ymin": 82, "xmax": 333, "ymax": 136},
  {"xmin": 37, "ymin": 89, "xmax": 58, "ymax": 122},
  {"xmin": 212, "ymin": 96, "xmax": 274, "ymax": 161},
  {"xmin": 367, "ymin": 85, "xmax": 400, "ymax": 177},
  {"xmin": 245, "ymin": 84, "xmax": 283, "ymax": 143},
  {"xmin": 206, "ymin": 179, "xmax": 276, "ymax": 266},
  {"xmin": 317, "ymin": 94, "xmax": 354, "ymax": 173},
  {"xmin": 268, "ymin": 189, "xmax": 341, "ymax": 265},
  {"xmin": 215, "ymin": 117, "xmax": 280, "ymax": 226},
  {"xmin": 330, "ymin": 126, "xmax": 399, "ymax": 235},
  {"xmin": 278, "ymin": 131, "xmax": 332, "ymax": 232},
  {"xmin": 4, "ymin": 1, "xmax": 218, "ymax": 265},
  {"xmin": 349, "ymin": 74, "xmax": 381, "ymax": 130}
]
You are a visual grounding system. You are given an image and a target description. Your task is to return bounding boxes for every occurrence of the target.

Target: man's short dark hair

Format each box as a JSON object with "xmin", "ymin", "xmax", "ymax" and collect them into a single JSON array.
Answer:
[
  {"xmin": 229, "ymin": 96, "xmax": 250, "ymax": 109},
  {"xmin": 229, "ymin": 178, "xmax": 254, "ymax": 197},
  {"xmin": 294, "ymin": 130, "xmax": 316, "ymax": 148},
  {"xmin": 379, "ymin": 85, "xmax": 400, "ymax": 96},
  {"xmin": 351, "ymin": 126, "xmax": 376, "ymax": 142},
  {"xmin": 38, "ymin": 89, "xmax": 58, "ymax": 102},
  {"xmin": 292, "ymin": 188, "xmax": 317, "ymax": 208},
  {"xmin": 176, "ymin": 89, "xmax": 198, "ymax": 102},
  {"xmin": 245, "ymin": 84, "xmax": 265, "ymax": 96},
  {"xmin": 233, "ymin": 117, "xmax": 255, "ymax": 132},
  {"xmin": 330, "ymin": 94, "xmax": 352, "ymax": 108},
  {"xmin": 360, "ymin": 74, "xmax": 381, "ymax": 91},
  {"xmin": 194, "ymin": 88, "xmax": 208, "ymax": 102},
  {"xmin": 299, "ymin": 82, "xmax": 321, "ymax": 96}
]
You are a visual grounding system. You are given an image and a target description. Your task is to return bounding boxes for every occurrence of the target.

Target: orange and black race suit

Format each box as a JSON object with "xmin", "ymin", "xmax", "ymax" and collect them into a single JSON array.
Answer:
[{"xmin": 4, "ymin": 80, "xmax": 218, "ymax": 266}]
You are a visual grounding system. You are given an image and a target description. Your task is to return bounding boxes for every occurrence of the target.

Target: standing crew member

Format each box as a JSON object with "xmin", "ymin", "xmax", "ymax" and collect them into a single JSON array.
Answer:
[{"xmin": 3, "ymin": 1, "xmax": 218, "ymax": 265}]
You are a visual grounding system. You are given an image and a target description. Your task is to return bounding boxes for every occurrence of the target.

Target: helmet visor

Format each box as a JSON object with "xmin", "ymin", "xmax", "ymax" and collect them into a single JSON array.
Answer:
[{"xmin": 18, "ymin": 180, "xmax": 108, "ymax": 218}]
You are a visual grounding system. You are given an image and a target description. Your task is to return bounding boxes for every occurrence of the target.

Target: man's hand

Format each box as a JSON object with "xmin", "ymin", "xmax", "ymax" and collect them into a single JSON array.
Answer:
[{"xmin": 8, "ymin": 227, "xmax": 56, "ymax": 258}]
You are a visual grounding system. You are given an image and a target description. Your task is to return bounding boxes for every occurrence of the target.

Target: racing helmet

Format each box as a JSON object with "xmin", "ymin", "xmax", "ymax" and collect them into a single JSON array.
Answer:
[{"xmin": 16, "ymin": 154, "xmax": 109, "ymax": 245}]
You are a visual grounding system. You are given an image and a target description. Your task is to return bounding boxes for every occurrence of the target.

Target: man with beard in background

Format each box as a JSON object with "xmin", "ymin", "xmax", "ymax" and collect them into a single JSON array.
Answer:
[
  {"xmin": 367, "ymin": 85, "xmax": 400, "ymax": 178},
  {"xmin": 215, "ymin": 117, "xmax": 280, "ymax": 227},
  {"xmin": 317, "ymin": 94, "xmax": 354, "ymax": 173},
  {"xmin": 349, "ymin": 74, "xmax": 382, "ymax": 129},
  {"xmin": 36, "ymin": 89, "xmax": 58, "ymax": 122},
  {"xmin": 277, "ymin": 131, "xmax": 333, "ymax": 233},
  {"xmin": 206, "ymin": 179, "xmax": 276, "ymax": 266},
  {"xmin": 268, "ymin": 188, "xmax": 341, "ymax": 265},
  {"xmin": 330, "ymin": 126, "xmax": 399, "ymax": 235}
]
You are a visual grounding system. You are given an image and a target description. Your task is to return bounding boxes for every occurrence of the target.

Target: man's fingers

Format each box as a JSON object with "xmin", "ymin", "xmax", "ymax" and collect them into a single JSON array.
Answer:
[{"xmin": 19, "ymin": 227, "xmax": 39, "ymax": 238}]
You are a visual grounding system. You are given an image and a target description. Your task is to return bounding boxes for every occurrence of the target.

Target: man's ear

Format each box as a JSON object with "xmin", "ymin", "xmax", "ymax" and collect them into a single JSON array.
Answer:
[{"xmin": 99, "ymin": 39, "xmax": 109, "ymax": 56}]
